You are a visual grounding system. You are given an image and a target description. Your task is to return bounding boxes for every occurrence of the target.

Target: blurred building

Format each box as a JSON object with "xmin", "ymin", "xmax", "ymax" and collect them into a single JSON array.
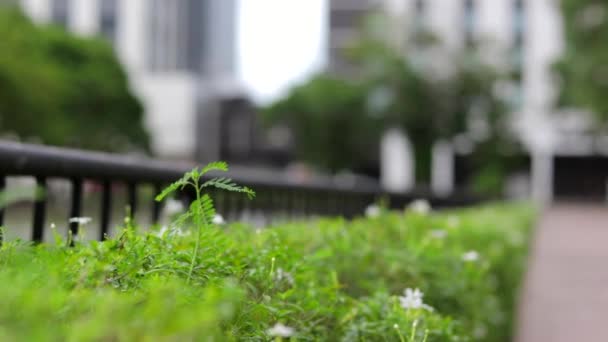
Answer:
[
  {"xmin": 19, "ymin": 0, "xmax": 243, "ymax": 161},
  {"xmin": 328, "ymin": 0, "xmax": 379, "ymax": 74},
  {"xmin": 329, "ymin": 0, "xmax": 605, "ymax": 202}
]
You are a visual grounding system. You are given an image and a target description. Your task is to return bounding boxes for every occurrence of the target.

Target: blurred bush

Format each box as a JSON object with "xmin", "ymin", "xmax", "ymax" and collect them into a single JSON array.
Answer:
[
  {"xmin": 0, "ymin": 6, "xmax": 150, "ymax": 152},
  {"xmin": 262, "ymin": 75, "xmax": 382, "ymax": 173},
  {"xmin": 0, "ymin": 203, "xmax": 534, "ymax": 340},
  {"xmin": 351, "ymin": 13, "xmax": 519, "ymax": 192},
  {"xmin": 555, "ymin": 0, "xmax": 608, "ymax": 126},
  {"xmin": 264, "ymin": 12, "xmax": 520, "ymax": 195}
]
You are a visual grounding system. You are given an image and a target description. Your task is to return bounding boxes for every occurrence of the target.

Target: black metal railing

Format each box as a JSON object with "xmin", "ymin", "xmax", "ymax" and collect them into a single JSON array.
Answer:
[{"xmin": 0, "ymin": 141, "xmax": 479, "ymax": 243}]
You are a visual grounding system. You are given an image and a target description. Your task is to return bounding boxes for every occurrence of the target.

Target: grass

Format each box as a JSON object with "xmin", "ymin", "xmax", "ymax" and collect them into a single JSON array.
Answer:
[{"xmin": 0, "ymin": 201, "xmax": 534, "ymax": 341}]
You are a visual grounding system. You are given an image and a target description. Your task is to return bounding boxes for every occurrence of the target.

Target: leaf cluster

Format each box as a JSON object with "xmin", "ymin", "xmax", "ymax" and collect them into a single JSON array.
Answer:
[
  {"xmin": 0, "ymin": 203, "xmax": 534, "ymax": 341},
  {"xmin": 155, "ymin": 162, "xmax": 254, "ymax": 283},
  {"xmin": 0, "ymin": 6, "xmax": 149, "ymax": 152},
  {"xmin": 555, "ymin": 0, "xmax": 608, "ymax": 125}
]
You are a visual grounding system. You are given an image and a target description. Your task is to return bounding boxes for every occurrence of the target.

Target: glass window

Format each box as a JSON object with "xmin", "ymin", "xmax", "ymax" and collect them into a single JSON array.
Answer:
[
  {"xmin": 463, "ymin": 0, "xmax": 476, "ymax": 47},
  {"xmin": 330, "ymin": 9, "xmax": 364, "ymax": 29},
  {"xmin": 511, "ymin": 0, "xmax": 526, "ymax": 108},
  {"xmin": 412, "ymin": 0, "xmax": 425, "ymax": 29},
  {"xmin": 415, "ymin": 0, "xmax": 425, "ymax": 14},
  {"xmin": 185, "ymin": 0, "xmax": 205, "ymax": 72},
  {"xmin": 513, "ymin": 0, "xmax": 525, "ymax": 48},
  {"xmin": 148, "ymin": 0, "xmax": 205, "ymax": 72},
  {"xmin": 51, "ymin": 0, "xmax": 70, "ymax": 28},
  {"xmin": 99, "ymin": 0, "xmax": 117, "ymax": 43}
]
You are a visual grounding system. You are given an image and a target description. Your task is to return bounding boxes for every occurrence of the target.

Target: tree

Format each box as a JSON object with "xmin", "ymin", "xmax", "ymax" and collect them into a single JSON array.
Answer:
[
  {"xmin": 347, "ymin": 13, "xmax": 514, "ymax": 187},
  {"xmin": 555, "ymin": 0, "xmax": 608, "ymax": 125},
  {"xmin": 262, "ymin": 75, "xmax": 381, "ymax": 173},
  {"xmin": 0, "ymin": 6, "xmax": 150, "ymax": 152},
  {"xmin": 263, "ymin": 11, "xmax": 517, "ymax": 194}
]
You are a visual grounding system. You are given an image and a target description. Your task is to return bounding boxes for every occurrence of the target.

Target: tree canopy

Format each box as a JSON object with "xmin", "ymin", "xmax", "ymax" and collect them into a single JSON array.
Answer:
[
  {"xmin": 263, "ymin": 75, "xmax": 380, "ymax": 173},
  {"xmin": 0, "ymin": 6, "xmax": 149, "ymax": 152},
  {"xmin": 263, "ymin": 11, "xmax": 516, "ymax": 193},
  {"xmin": 556, "ymin": 0, "xmax": 608, "ymax": 125}
]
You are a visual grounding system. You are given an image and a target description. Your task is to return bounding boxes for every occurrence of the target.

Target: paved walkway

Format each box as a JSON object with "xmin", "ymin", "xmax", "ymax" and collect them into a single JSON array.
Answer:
[{"xmin": 516, "ymin": 205, "xmax": 608, "ymax": 342}]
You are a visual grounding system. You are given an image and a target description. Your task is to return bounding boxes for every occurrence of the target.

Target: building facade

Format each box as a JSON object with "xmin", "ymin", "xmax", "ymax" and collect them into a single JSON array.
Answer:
[
  {"xmin": 330, "ymin": 0, "xmax": 601, "ymax": 203},
  {"xmin": 328, "ymin": 0, "xmax": 380, "ymax": 74},
  {"xmin": 19, "ymin": 0, "xmax": 243, "ymax": 161}
]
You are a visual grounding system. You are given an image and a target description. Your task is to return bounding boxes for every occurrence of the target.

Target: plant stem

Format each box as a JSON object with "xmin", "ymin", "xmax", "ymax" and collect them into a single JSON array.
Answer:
[
  {"xmin": 409, "ymin": 320, "xmax": 418, "ymax": 342},
  {"xmin": 187, "ymin": 180, "xmax": 203, "ymax": 284},
  {"xmin": 394, "ymin": 325, "xmax": 406, "ymax": 342}
]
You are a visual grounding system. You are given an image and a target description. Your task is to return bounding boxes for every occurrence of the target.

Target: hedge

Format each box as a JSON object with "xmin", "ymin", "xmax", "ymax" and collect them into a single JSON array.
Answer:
[{"xmin": 0, "ymin": 203, "xmax": 534, "ymax": 341}]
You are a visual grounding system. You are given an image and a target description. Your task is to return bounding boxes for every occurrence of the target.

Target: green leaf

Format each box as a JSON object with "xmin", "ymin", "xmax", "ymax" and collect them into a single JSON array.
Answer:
[
  {"xmin": 155, "ymin": 169, "xmax": 196, "ymax": 202},
  {"xmin": 189, "ymin": 168, "xmax": 200, "ymax": 181},
  {"xmin": 202, "ymin": 161, "xmax": 229, "ymax": 175},
  {"xmin": 201, "ymin": 194, "xmax": 216, "ymax": 224},
  {"xmin": 189, "ymin": 195, "xmax": 216, "ymax": 225},
  {"xmin": 172, "ymin": 211, "xmax": 193, "ymax": 229},
  {"xmin": 202, "ymin": 177, "xmax": 256, "ymax": 199}
]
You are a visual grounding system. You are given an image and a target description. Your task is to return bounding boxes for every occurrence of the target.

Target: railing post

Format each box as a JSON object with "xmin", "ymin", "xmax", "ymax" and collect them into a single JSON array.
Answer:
[
  {"xmin": 271, "ymin": 190, "xmax": 282, "ymax": 223},
  {"xmin": 0, "ymin": 175, "xmax": 5, "ymax": 245},
  {"xmin": 100, "ymin": 180, "xmax": 111, "ymax": 240},
  {"xmin": 32, "ymin": 176, "xmax": 47, "ymax": 243},
  {"xmin": 127, "ymin": 182, "xmax": 137, "ymax": 219},
  {"xmin": 285, "ymin": 192, "xmax": 294, "ymax": 219},
  {"xmin": 152, "ymin": 183, "xmax": 163, "ymax": 225},
  {"xmin": 69, "ymin": 178, "xmax": 83, "ymax": 239}
]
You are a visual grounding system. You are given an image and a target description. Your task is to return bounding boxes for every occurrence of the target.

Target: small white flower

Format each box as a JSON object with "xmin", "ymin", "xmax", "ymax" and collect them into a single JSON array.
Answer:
[
  {"xmin": 430, "ymin": 229, "xmax": 447, "ymax": 239},
  {"xmin": 399, "ymin": 288, "xmax": 423, "ymax": 309},
  {"xmin": 50, "ymin": 223, "xmax": 56, "ymax": 230},
  {"xmin": 177, "ymin": 229, "xmax": 191, "ymax": 237},
  {"xmin": 164, "ymin": 198, "xmax": 184, "ymax": 216},
  {"xmin": 508, "ymin": 231, "xmax": 524, "ymax": 247},
  {"xmin": 473, "ymin": 324, "xmax": 488, "ymax": 339},
  {"xmin": 399, "ymin": 288, "xmax": 433, "ymax": 311},
  {"xmin": 275, "ymin": 268, "xmax": 295, "ymax": 286},
  {"xmin": 462, "ymin": 250, "xmax": 480, "ymax": 262},
  {"xmin": 157, "ymin": 225, "xmax": 170, "ymax": 237},
  {"xmin": 365, "ymin": 204, "xmax": 381, "ymax": 218},
  {"xmin": 212, "ymin": 214, "xmax": 225, "ymax": 225},
  {"xmin": 447, "ymin": 216, "xmax": 460, "ymax": 228},
  {"xmin": 267, "ymin": 323, "xmax": 295, "ymax": 337},
  {"xmin": 69, "ymin": 217, "xmax": 92, "ymax": 225},
  {"xmin": 407, "ymin": 200, "xmax": 431, "ymax": 215},
  {"xmin": 156, "ymin": 226, "xmax": 191, "ymax": 238}
]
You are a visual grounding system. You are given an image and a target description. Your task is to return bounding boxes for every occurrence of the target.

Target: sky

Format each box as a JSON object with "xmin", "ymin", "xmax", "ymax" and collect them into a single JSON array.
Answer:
[{"xmin": 237, "ymin": 0, "xmax": 328, "ymax": 105}]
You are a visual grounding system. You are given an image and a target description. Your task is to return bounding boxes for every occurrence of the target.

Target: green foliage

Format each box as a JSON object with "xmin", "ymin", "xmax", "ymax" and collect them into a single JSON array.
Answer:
[
  {"xmin": 155, "ymin": 162, "xmax": 254, "ymax": 283},
  {"xmin": 263, "ymin": 75, "xmax": 381, "ymax": 172},
  {"xmin": 350, "ymin": 15, "xmax": 515, "ymax": 185},
  {"xmin": 0, "ymin": 201, "xmax": 534, "ymax": 341},
  {"xmin": 264, "ymin": 12, "xmax": 515, "ymax": 188},
  {"xmin": 556, "ymin": 0, "xmax": 608, "ymax": 125},
  {"xmin": 0, "ymin": 6, "xmax": 149, "ymax": 152}
]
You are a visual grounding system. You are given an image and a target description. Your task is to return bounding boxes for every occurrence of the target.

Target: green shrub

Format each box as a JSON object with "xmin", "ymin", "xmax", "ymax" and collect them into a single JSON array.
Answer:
[
  {"xmin": 556, "ymin": 0, "xmax": 608, "ymax": 125},
  {"xmin": 0, "ymin": 201, "xmax": 533, "ymax": 341},
  {"xmin": 262, "ymin": 74, "xmax": 381, "ymax": 173},
  {"xmin": 0, "ymin": 6, "xmax": 149, "ymax": 152}
]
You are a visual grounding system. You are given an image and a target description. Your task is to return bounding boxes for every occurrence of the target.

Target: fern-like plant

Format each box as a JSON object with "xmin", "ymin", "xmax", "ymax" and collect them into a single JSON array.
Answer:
[{"xmin": 155, "ymin": 162, "xmax": 255, "ymax": 283}]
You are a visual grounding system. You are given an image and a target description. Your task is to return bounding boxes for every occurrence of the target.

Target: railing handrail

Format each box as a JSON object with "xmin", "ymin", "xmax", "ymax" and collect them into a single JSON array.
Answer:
[
  {"xmin": 0, "ymin": 141, "xmax": 380, "ymax": 194},
  {"xmin": 0, "ymin": 140, "xmax": 482, "ymax": 243}
]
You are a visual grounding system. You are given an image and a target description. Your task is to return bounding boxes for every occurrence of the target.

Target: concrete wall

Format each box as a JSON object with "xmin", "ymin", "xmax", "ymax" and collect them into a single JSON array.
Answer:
[{"xmin": 133, "ymin": 74, "xmax": 199, "ymax": 159}]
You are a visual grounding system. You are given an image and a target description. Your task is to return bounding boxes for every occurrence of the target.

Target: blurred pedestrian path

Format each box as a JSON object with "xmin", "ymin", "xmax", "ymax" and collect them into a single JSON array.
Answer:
[{"xmin": 517, "ymin": 205, "xmax": 608, "ymax": 342}]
